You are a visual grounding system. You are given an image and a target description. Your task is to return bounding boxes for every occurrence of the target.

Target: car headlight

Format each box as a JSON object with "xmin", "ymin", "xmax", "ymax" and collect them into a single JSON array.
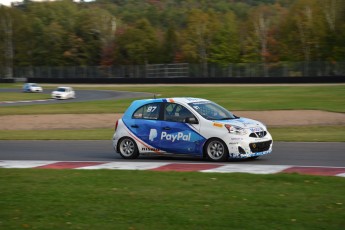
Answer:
[{"xmin": 225, "ymin": 124, "xmax": 247, "ymax": 135}]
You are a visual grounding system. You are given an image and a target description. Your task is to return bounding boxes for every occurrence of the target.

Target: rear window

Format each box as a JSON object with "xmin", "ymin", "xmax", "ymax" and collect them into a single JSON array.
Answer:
[{"xmin": 132, "ymin": 103, "xmax": 161, "ymax": 120}]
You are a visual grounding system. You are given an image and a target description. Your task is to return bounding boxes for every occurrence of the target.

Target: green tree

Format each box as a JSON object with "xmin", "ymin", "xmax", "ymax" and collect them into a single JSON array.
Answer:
[
  {"xmin": 114, "ymin": 19, "xmax": 158, "ymax": 65},
  {"xmin": 279, "ymin": 0, "xmax": 329, "ymax": 75},
  {"xmin": 160, "ymin": 24, "xmax": 180, "ymax": 63},
  {"xmin": 0, "ymin": 6, "xmax": 14, "ymax": 78},
  {"xmin": 208, "ymin": 12, "xmax": 240, "ymax": 66},
  {"xmin": 74, "ymin": 8, "xmax": 116, "ymax": 65},
  {"xmin": 181, "ymin": 9, "xmax": 220, "ymax": 76}
]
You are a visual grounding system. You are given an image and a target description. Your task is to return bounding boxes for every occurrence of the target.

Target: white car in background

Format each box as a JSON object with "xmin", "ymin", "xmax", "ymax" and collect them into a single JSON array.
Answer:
[
  {"xmin": 23, "ymin": 83, "xmax": 43, "ymax": 93},
  {"xmin": 51, "ymin": 86, "xmax": 75, "ymax": 100}
]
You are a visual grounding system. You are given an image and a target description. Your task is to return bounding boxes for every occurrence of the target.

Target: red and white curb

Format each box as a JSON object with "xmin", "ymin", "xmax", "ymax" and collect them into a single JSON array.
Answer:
[{"xmin": 1, "ymin": 160, "xmax": 345, "ymax": 177}]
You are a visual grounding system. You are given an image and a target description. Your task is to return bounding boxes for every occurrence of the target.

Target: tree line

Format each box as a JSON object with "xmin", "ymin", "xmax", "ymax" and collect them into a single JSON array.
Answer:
[{"xmin": 0, "ymin": 0, "xmax": 344, "ymax": 72}]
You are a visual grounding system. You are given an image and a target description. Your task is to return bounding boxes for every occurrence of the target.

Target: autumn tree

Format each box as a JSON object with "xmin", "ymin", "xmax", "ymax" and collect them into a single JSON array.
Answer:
[
  {"xmin": 74, "ymin": 8, "xmax": 116, "ymax": 65},
  {"xmin": 114, "ymin": 19, "xmax": 158, "ymax": 65},
  {"xmin": 242, "ymin": 4, "xmax": 287, "ymax": 76},
  {"xmin": 181, "ymin": 9, "xmax": 220, "ymax": 76}
]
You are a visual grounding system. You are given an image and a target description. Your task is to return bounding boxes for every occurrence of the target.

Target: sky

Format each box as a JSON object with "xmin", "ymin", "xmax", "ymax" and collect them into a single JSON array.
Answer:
[
  {"xmin": 0, "ymin": 0, "xmax": 15, "ymax": 6},
  {"xmin": 0, "ymin": 0, "xmax": 94, "ymax": 6}
]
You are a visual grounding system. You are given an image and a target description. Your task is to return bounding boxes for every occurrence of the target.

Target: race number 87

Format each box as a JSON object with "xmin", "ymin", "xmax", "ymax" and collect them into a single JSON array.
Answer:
[{"xmin": 147, "ymin": 106, "xmax": 157, "ymax": 113}]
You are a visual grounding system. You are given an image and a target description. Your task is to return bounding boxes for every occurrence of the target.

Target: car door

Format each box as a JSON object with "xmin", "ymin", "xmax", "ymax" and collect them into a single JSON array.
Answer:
[
  {"xmin": 67, "ymin": 88, "xmax": 72, "ymax": 98},
  {"xmin": 158, "ymin": 103, "xmax": 204, "ymax": 155},
  {"xmin": 125, "ymin": 102, "xmax": 163, "ymax": 151}
]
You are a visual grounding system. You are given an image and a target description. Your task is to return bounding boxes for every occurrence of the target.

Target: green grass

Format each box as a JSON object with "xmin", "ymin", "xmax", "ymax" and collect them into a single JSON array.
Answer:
[
  {"xmin": 0, "ymin": 169, "xmax": 344, "ymax": 229},
  {"xmin": 1, "ymin": 126, "xmax": 344, "ymax": 142},
  {"xmin": 270, "ymin": 126, "xmax": 345, "ymax": 142},
  {"xmin": 0, "ymin": 85, "xmax": 344, "ymax": 115},
  {"xmin": 0, "ymin": 98, "xmax": 135, "ymax": 115},
  {"xmin": 83, "ymin": 85, "xmax": 345, "ymax": 112}
]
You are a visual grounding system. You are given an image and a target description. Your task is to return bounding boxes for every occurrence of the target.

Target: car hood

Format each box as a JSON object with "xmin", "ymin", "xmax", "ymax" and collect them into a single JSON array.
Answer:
[{"xmin": 214, "ymin": 117, "xmax": 266, "ymax": 130}]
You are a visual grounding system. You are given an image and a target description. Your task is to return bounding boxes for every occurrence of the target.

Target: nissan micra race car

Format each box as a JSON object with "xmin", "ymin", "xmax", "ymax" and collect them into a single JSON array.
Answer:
[{"xmin": 113, "ymin": 97, "xmax": 273, "ymax": 161}]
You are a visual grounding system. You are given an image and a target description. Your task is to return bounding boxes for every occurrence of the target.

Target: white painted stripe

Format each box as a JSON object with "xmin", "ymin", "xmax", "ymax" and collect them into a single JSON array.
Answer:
[
  {"xmin": 201, "ymin": 164, "xmax": 292, "ymax": 174},
  {"xmin": 0, "ymin": 160, "xmax": 58, "ymax": 168},
  {"xmin": 18, "ymin": 101, "xmax": 32, "ymax": 103},
  {"xmin": 336, "ymin": 173, "xmax": 345, "ymax": 177},
  {"xmin": 0, "ymin": 99, "xmax": 53, "ymax": 104},
  {"xmin": 79, "ymin": 162, "xmax": 169, "ymax": 170}
]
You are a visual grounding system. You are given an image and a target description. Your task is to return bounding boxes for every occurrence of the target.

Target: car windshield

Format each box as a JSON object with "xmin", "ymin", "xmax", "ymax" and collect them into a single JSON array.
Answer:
[
  {"xmin": 57, "ymin": 88, "xmax": 66, "ymax": 92},
  {"xmin": 188, "ymin": 101, "xmax": 236, "ymax": 120}
]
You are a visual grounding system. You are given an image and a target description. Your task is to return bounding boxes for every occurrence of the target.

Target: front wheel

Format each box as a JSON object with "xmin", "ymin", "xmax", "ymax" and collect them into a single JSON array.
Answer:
[
  {"xmin": 204, "ymin": 138, "xmax": 229, "ymax": 162},
  {"xmin": 118, "ymin": 137, "xmax": 139, "ymax": 159}
]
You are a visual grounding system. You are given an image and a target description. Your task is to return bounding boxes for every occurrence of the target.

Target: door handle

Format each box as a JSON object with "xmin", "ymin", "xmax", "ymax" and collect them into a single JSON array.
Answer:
[
  {"xmin": 131, "ymin": 125, "xmax": 139, "ymax": 128},
  {"xmin": 163, "ymin": 127, "xmax": 171, "ymax": 130}
]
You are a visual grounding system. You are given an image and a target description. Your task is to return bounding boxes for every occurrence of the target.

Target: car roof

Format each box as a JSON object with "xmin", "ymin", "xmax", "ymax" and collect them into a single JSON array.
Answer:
[
  {"xmin": 134, "ymin": 97, "xmax": 209, "ymax": 104},
  {"xmin": 123, "ymin": 97, "xmax": 210, "ymax": 118}
]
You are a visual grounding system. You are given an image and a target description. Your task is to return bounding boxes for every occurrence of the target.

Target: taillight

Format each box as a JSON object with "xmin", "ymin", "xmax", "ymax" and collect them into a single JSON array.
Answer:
[{"xmin": 114, "ymin": 120, "xmax": 119, "ymax": 131}]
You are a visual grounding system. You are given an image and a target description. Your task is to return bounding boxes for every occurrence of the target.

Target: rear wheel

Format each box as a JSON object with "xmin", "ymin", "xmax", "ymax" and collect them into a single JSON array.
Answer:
[
  {"xmin": 204, "ymin": 138, "xmax": 229, "ymax": 162},
  {"xmin": 118, "ymin": 137, "xmax": 139, "ymax": 159}
]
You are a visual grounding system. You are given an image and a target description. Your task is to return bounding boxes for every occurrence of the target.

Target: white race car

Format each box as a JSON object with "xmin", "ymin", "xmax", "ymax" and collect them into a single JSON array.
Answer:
[
  {"xmin": 113, "ymin": 97, "xmax": 273, "ymax": 161},
  {"xmin": 23, "ymin": 83, "xmax": 43, "ymax": 93},
  {"xmin": 51, "ymin": 86, "xmax": 75, "ymax": 100}
]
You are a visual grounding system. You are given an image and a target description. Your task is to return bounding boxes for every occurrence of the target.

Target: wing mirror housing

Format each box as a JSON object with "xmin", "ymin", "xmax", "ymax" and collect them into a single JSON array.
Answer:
[{"xmin": 185, "ymin": 117, "xmax": 199, "ymax": 124}]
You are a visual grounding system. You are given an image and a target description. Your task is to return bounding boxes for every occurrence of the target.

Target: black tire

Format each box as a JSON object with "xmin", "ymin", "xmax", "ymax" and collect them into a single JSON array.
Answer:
[
  {"xmin": 204, "ymin": 138, "xmax": 229, "ymax": 162},
  {"xmin": 118, "ymin": 137, "xmax": 139, "ymax": 159}
]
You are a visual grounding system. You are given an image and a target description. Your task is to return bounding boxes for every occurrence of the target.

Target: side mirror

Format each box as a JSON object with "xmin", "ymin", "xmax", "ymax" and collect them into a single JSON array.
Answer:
[{"xmin": 185, "ymin": 117, "xmax": 199, "ymax": 124}]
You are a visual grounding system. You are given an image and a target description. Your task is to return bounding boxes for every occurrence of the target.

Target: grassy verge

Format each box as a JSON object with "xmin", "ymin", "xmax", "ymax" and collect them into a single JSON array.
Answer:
[
  {"xmin": 0, "ymin": 99, "xmax": 135, "ymax": 115},
  {"xmin": 0, "ymin": 85, "xmax": 344, "ymax": 115},
  {"xmin": 0, "ymin": 92, "xmax": 50, "ymax": 101},
  {"xmin": 1, "ymin": 126, "xmax": 344, "ymax": 142},
  {"xmin": 0, "ymin": 169, "xmax": 344, "ymax": 229}
]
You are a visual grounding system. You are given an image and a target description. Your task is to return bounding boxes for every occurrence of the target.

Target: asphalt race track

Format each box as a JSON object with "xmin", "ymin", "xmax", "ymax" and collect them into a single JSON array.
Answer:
[
  {"xmin": 0, "ymin": 140, "xmax": 344, "ymax": 167},
  {"xmin": 0, "ymin": 88, "xmax": 152, "ymax": 106},
  {"xmin": 1, "ymin": 88, "xmax": 344, "ymax": 175}
]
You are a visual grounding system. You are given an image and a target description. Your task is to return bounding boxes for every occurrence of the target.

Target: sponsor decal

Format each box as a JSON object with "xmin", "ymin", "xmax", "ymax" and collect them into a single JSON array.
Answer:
[
  {"xmin": 185, "ymin": 98, "xmax": 203, "ymax": 102},
  {"xmin": 250, "ymin": 127, "xmax": 264, "ymax": 132},
  {"xmin": 213, "ymin": 123, "xmax": 223, "ymax": 128},
  {"xmin": 161, "ymin": 131, "xmax": 191, "ymax": 142},
  {"xmin": 231, "ymin": 138, "xmax": 243, "ymax": 140},
  {"xmin": 141, "ymin": 147, "xmax": 160, "ymax": 151},
  {"xmin": 149, "ymin": 129, "xmax": 157, "ymax": 141}
]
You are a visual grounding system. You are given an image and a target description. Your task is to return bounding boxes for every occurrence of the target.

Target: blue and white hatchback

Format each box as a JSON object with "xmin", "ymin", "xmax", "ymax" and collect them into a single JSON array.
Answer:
[{"xmin": 113, "ymin": 97, "xmax": 273, "ymax": 161}]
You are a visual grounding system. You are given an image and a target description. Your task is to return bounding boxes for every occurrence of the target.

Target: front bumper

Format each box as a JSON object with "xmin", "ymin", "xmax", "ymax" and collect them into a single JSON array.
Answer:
[
  {"xmin": 227, "ymin": 133, "xmax": 273, "ymax": 158},
  {"xmin": 52, "ymin": 94, "xmax": 65, "ymax": 99}
]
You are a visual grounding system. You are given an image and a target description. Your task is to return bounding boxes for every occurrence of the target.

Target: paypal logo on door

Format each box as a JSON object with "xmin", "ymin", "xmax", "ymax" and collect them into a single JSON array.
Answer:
[
  {"xmin": 149, "ymin": 128, "xmax": 192, "ymax": 143},
  {"xmin": 149, "ymin": 129, "xmax": 158, "ymax": 141}
]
